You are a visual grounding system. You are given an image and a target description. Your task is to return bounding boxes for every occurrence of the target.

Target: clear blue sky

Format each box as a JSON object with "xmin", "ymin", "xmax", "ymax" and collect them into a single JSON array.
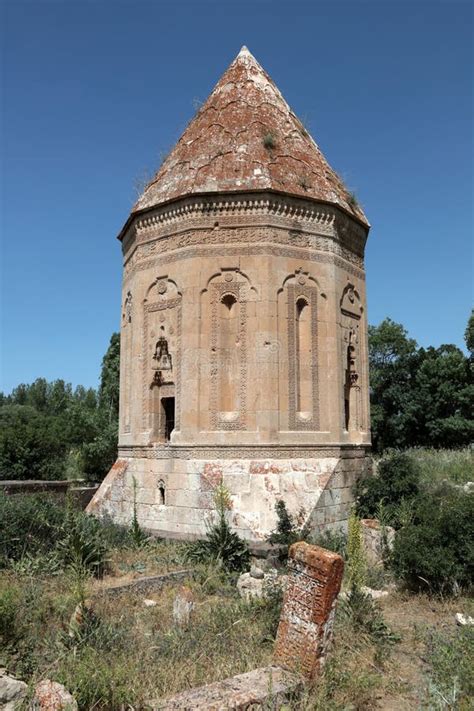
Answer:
[{"xmin": 1, "ymin": 0, "xmax": 472, "ymax": 394}]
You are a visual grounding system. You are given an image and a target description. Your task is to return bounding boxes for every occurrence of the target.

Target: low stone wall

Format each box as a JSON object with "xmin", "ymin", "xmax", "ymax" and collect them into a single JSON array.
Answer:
[
  {"xmin": 94, "ymin": 570, "xmax": 191, "ymax": 599},
  {"xmin": 0, "ymin": 480, "xmax": 99, "ymax": 509}
]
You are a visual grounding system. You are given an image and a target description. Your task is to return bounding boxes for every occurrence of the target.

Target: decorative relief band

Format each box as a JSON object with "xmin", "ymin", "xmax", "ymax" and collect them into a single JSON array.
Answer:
[
  {"xmin": 122, "ymin": 193, "xmax": 367, "ymax": 269},
  {"xmin": 117, "ymin": 444, "xmax": 370, "ymax": 460},
  {"xmin": 124, "ymin": 243, "xmax": 365, "ymax": 287}
]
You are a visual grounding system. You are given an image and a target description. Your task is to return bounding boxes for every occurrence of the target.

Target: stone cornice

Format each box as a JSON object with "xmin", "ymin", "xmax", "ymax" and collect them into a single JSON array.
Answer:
[{"xmin": 121, "ymin": 191, "xmax": 368, "ymax": 259}]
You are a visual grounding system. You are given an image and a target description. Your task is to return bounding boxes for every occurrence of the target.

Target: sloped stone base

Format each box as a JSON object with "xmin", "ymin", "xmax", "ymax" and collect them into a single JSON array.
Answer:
[{"xmin": 87, "ymin": 448, "xmax": 370, "ymax": 541}]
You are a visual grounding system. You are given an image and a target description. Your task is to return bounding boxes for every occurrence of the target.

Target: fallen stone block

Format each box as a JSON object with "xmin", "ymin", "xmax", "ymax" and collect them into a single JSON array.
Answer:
[
  {"xmin": 360, "ymin": 519, "xmax": 395, "ymax": 566},
  {"xmin": 0, "ymin": 670, "xmax": 28, "ymax": 711},
  {"xmin": 148, "ymin": 665, "xmax": 302, "ymax": 710}
]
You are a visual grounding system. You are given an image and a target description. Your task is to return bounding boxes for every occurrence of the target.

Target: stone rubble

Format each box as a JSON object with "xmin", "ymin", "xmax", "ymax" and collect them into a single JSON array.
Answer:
[
  {"xmin": 31, "ymin": 680, "xmax": 78, "ymax": 711},
  {"xmin": 360, "ymin": 518, "xmax": 395, "ymax": 566},
  {"xmin": 172, "ymin": 586, "xmax": 195, "ymax": 626},
  {"xmin": 0, "ymin": 670, "xmax": 28, "ymax": 711},
  {"xmin": 455, "ymin": 612, "xmax": 474, "ymax": 626}
]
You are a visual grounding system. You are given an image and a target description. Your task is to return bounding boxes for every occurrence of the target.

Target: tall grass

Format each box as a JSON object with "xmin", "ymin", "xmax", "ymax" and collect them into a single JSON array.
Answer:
[{"xmin": 406, "ymin": 447, "xmax": 473, "ymax": 486}]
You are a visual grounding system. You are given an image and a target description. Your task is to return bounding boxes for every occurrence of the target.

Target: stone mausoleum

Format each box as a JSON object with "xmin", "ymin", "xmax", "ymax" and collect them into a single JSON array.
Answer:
[{"xmin": 88, "ymin": 47, "xmax": 371, "ymax": 542}]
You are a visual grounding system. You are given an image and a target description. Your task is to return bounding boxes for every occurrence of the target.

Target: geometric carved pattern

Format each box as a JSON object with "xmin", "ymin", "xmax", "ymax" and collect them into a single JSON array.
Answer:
[
  {"xmin": 124, "ymin": 243, "xmax": 365, "ymax": 287},
  {"xmin": 117, "ymin": 443, "xmax": 370, "ymax": 460},
  {"xmin": 340, "ymin": 284, "xmax": 363, "ymax": 432},
  {"xmin": 142, "ymin": 295, "xmax": 182, "ymax": 432},
  {"xmin": 288, "ymin": 283, "xmax": 319, "ymax": 430},
  {"xmin": 210, "ymin": 280, "xmax": 247, "ymax": 430}
]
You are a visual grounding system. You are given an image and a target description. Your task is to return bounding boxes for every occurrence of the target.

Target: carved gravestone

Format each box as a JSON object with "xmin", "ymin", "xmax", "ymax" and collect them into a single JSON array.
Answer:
[{"xmin": 273, "ymin": 541, "xmax": 344, "ymax": 679}]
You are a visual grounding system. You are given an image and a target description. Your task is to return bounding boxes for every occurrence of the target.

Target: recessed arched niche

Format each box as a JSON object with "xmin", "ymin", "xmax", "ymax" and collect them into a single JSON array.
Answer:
[
  {"xmin": 340, "ymin": 284, "xmax": 364, "ymax": 433},
  {"xmin": 143, "ymin": 276, "xmax": 182, "ymax": 440},
  {"xmin": 199, "ymin": 269, "xmax": 257, "ymax": 431},
  {"xmin": 278, "ymin": 270, "xmax": 320, "ymax": 431}
]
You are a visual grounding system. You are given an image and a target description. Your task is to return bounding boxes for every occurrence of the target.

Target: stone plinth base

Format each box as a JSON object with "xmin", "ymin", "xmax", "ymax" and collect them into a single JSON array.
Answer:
[{"xmin": 87, "ymin": 447, "xmax": 370, "ymax": 542}]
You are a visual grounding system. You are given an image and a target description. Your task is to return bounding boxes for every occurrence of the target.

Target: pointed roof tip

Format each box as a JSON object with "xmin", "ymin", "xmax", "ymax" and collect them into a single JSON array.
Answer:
[{"xmin": 132, "ymin": 46, "xmax": 369, "ymax": 227}]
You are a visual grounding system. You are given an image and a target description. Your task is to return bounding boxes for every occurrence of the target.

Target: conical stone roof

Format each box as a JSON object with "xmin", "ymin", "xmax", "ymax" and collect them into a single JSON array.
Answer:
[{"xmin": 133, "ymin": 46, "xmax": 368, "ymax": 226}]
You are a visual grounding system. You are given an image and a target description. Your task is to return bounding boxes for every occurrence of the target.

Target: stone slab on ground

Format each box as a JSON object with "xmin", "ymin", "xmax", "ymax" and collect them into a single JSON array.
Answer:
[
  {"xmin": 0, "ymin": 670, "xmax": 28, "ymax": 711},
  {"xmin": 148, "ymin": 665, "xmax": 302, "ymax": 710},
  {"xmin": 93, "ymin": 569, "xmax": 191, "ymax": 598}
]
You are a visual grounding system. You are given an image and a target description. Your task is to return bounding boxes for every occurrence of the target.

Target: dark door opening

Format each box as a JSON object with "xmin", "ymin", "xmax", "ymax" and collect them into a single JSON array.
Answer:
[{"xmin": 161, "ymin": 397, "xmax": 175, "ymax": 441}]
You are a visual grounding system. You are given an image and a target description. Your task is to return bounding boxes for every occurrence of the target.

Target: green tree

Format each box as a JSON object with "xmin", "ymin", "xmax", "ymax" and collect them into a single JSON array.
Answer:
[
  {"xmin": 0, "ymin": 334, "xmax": 120, "ymax": 482},
  {"xmin": 465, "ymin": 309, "xmax": 474, "ymax": 358},
  {"xmin": 368, "ymin": 317, "xmax": 473, "ymax": 451}
]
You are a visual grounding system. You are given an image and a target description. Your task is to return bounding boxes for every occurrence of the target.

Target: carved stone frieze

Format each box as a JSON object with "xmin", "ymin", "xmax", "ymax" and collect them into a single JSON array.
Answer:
[{"xmin": 117, "ymin": 443, "xmax": 370, "ymax": 460}]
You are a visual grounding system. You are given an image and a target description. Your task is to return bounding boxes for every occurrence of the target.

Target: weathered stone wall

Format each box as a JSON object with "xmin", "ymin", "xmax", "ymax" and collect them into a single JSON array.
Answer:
[{"xmin": 88, "ymin": 451, "xmax": 370, "ymax": 540}]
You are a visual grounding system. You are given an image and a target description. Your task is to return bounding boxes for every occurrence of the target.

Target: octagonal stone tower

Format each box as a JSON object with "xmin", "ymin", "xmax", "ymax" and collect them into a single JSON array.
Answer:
[{"xmin": 88, "ymin": 47, "xmax": 371, "ymax": 542}]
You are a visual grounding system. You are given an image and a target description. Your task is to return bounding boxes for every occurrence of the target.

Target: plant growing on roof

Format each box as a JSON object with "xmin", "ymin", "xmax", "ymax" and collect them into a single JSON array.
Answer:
[{"xmin": 263, "ymin": 131, "xmax": 276, "ymax": 150}]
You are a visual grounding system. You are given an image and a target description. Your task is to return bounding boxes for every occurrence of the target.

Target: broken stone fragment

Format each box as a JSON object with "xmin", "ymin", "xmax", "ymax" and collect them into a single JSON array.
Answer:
[
  {"xmin": 0, "ymin": 670, "xmax": 28, "ymax": 711},
  {"xmin": 31, "ymin": 680, "xmax": 78, "ymax": 710},
  {"xmin": 360, "ymin": 519, "xmax": 395, "ymax": 566},
  {"xmin": 250, "ymin": 564, "xmax": 264, "ymax": 579},
  {"xmin": 143, "ymin": 598, "xmax": 158, "ymax": 607},
  {"xmin": 172, "ymin": 586, "xmax": 195, "ymax": 626},
  {"xmin": 455, "ymin": 612, "xmax": 474, "ymax": 626}
]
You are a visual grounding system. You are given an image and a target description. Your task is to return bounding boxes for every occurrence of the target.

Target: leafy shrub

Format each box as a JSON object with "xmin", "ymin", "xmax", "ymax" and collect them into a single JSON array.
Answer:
[
  {"xmin": 0, "ymin": 492, "xmax": 67, "ymax": 565},
  {"xmin": 346, "ymin": 510, "xmax": 366, "ymax": 589},
  {"xmin": 391, "ymin": 486, "xmax": 474, "ymax": 594},
  {"xmin": 267, "ymin": 499, "xmax": 310, "ymax": 558},
  {"xmin": 339, "ymin": 586, "xmax": 399, "ymax": 661},
  {"xmin": 0, "ymin": 494, "xmax": 113, "ymax": 576},
  {"xmin": 420, "ymin": 625, "xmax": 474, "ymax": 708},
  {"xmin": 57, "ymin": 505, "xmax": 109, "ymax": 577},
  {"xmin": 355, "ymin": 451, "xmax": 420, "ymax": 527},
  {"xmin": 311, "ymin": 527, "xmax": 347, "ymax": 559},
  {"xmin": 185, "ymin": 485, "xmax": 250, "ymax": 572}
]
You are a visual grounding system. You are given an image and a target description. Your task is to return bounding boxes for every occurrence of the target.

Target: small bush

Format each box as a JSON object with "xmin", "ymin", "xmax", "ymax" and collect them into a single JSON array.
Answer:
[
  {"xmin": 0, "ymin": 492, "xmax": 67, "ymax": 565},
  {"xmin": 267, "ymin": 499, "xmax": 310, "ymax": 550},
  {"xmin": 391, "ymin": 486, "xmax": 474, "ymax": 594},
  {"xmin": 263, "ymin": 132, "xmax": 276, "ymax": 149},
  {"xmin": 339, "ymin": 586, "xmax": 399, "ymax": 662},
  {"xmin": 420, "ymin": 625, "xmax": 474, "ymax": 708},
  {"xmin": 312, "ymin": 527, "xmax": 347, "ymax": 559},
  {"xmin": 185, "ymin": 485, "xmax": 250, "ymax": 572},
  {"xmin": 355, "ymin": 451, "xmax": 420, "ymax": 527},
  {"xmin": 346, "ymin": 510, "xmax": 366, "ymax": 589},
  {"xmin": 57, "ymin": 506, "xmax": 109, "ymax": 577}
]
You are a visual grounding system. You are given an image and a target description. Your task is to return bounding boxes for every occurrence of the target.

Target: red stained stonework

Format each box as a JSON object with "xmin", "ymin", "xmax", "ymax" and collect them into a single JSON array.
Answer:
[
  {"xmin": 249, "ymin": 460, "xmax": 285, "ymax": 475},
  {"xmin": 132, "ymin": 47, "xmax": 368, "ymax": 226},
  {"xmin": 202, "ymin": 462, "xmax": 223, "ymax": 490},
  {"xmin": 273, "ymin": 542, "xmax": 344, "ymax": 679}
]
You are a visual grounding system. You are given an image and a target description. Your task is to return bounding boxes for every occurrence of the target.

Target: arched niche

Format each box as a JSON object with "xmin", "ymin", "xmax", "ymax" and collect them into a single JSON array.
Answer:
[
  {"xmin": 277, "ymin": 269, "xmax": 321, "ymax": 431},
  {"xmin": 340, "ymin": 284, "xmax": 363, "ymax": 432},
  {"xmin": 142, "ymin": 275, "xmax": 182, "ymax": 439},
  {"xmin": 199, "ymin": 268, "xmax": 257, "ymax": 431}
]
